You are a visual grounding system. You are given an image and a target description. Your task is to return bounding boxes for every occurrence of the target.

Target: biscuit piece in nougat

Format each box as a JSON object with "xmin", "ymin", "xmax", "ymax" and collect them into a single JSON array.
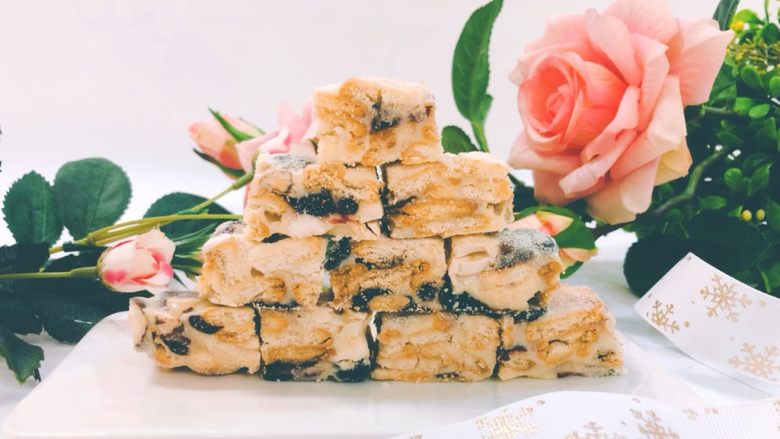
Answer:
[
  {"xmin": 244, "ymin": 154, "xmax": 383, "ymax": 240},
  {"xmin": 258, "ymin": 307, "xmax": 372, "ymax": 382},
  {"xmin": 372, "ymin": 312, "xmax": 499, "ymax": 382},
  {"xmin": 129, "ymin": 291, "xmax": 261, "ymax": 375},
  {"xmin": 383, "ymin": 152, "xmax": 513, "ymax": 238},
  {"xmin": 497, "ymin": 285, "xmax": 624, "ymax": 380},
  {"xmin": 445, "ymin": 228, "xmax": 562, "ymax": 319},
  {"xmin": 313, "ymin": 77, "xmax": 442, "ymax": 166},
  {"xmin": 327, "ymin": 237, "xmax": 447, "ymax": 312},
  {"xmin": 198, "ymin": 221, "xmax": 326, "ymax": 308}
]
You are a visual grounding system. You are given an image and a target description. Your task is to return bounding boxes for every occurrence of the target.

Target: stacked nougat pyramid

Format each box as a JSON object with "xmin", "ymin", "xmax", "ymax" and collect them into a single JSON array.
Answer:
[{"xmin": 129, "ymin": 78, "xmax": 624, "ymax": 382}]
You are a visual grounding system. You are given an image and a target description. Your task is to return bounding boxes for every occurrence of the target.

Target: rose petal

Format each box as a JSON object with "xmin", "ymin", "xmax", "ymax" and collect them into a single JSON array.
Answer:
[
  {"xmin": 610, "ymin": 76, "xmax": 686, "ymax": 180},
  {"xmin": 508, "ymin": 133, "xmax": 581, "ymax": 174},
  {"xmin": 136, "ymin": 229, "xmax": 176, "ymax": 262},
  {"xmin": 655, "ymin": 139, "xmax": 692, "ymax": 185},
  {"xmin": 587, "ymin": 158, "xmax": 659, "ymax": 224},
  {"xmin": 580, "ymin": 85, "xmax": 640, "ymax": 161},
  {"xmin": 668, "ymin": 18, "xmax": 734, "ymax": 106},
  {"xmin": 532, "ymin": 170, "xmax": 576, "ymax": 206},
  {"xmin": 633, "ymin": 34, "xmax": 671, "ymax": 130},
  {"xmin": 604, "ymin": 0, "xmax": 678, "ymax": 44},
  {"xmin": 585, "ymin": 9, "xmax": 642, "ymax": 85},
  {"xmin": 560, "ymin": 130, "xmax": 637, "ymax": 196}
]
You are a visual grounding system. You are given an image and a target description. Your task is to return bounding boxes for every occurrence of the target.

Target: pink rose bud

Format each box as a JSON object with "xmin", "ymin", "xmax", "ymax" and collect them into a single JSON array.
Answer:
[
  {"xmin": 508, "ymin": 0, "xmax": 733, "ymax": 224},
  {"xmin": 189, "ymin": 115, "xmax": 262, "ymax": 171},
  {"xmin": 99, "ymin": 229, "xmax": 175, "ymax": 294},
  {"xmin": 236, "ymin": 102, "xmax": 316, "ymax": 173},
  {"xmin": 510, "ymin": 211, "xmax": 597, "ymax": 268}
]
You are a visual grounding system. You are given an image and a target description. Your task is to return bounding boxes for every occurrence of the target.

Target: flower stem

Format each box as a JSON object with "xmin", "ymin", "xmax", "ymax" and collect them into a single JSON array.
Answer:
[
  {"xmin": 702, "ymin": 106, "xmax": 742, "ymax": 119},
  {"xmin": 470, "ymin": 121, "xmax": 489, "ymax": 153},
  {"xmin": 0, "ymin": 266, "xmax": 98, "ymax": 280},
  {"xmin": 182, "ymin": 171, "xmax": 254, "ymax": 214}
]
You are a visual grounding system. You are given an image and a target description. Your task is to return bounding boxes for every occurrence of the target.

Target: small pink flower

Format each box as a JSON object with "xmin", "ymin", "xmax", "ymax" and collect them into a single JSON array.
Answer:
[
  {"xmin": 99, "ymin": 230, "xmax": 175, "ymax": 294},
  {"xmin": 508, "ymin": 0, "xmax": 733, "ymax": 224},
  {"xmin": 236, "ymin": 102, "xmax": 316, "ymax": 172},
  {"xmin": 510, "ymin": 211, "xmax": 597, "ymax": 268},
  {"xmin": 189, "ymin": 115, "xmax": 262, "ymax": 171}
]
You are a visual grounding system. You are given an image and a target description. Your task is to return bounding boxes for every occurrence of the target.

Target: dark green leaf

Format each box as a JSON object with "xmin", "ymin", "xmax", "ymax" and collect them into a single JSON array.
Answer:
[
  {"xmin": 193, "ymin": 149, "xmax": 245, "ymax": 178},
  {"xmin": 767, "ymin": 200, "xmax": 780, "ymax": 232},
  {"xmin": 699, "ymin": 195, "xmax": 729, "ymax": 210},
  {"xmin": 31, "ymin": 292, "xmax": 105, "ymax": 343},
  {"xmin": 740, "ymin": 66, "xmax": 762, "ymax": 90},
  {"xmin": 0, "ymin": 243, "xmax": 49, "ymax": 274},
  {"xmin": 688, "ymin": 212, "xmax": 770, "ymax": 272},
  {"xmin": 769, "ymin": 76, "xmax": 780, "ymax": 98},
  {"xmin": 748, "ymin": 163, "xmax": 771, "ymax": 196},
  {"xmin": 53, "ymin": 158, "xmax": 132, "ymax": 239},
  {"xmin": 713, "ymin": 0, "xmax": 740, "ymax": 30},
  {"xmin": 760, "ymin": 23, "xmax": 780, "ymax": 43},
  {"xmin": 748, "ymin": 103, "xmax": 771, "ymax": 119},
  {"xmin": 716, "ymin": 130, "xmax": 743, "ymax": 147},
  {"xmin": 441, "ymin": 125, "xmax": 478, "ymax": 154},
  {"xmin": 208, "ymin": 109, "xmax": 256, "ymax": 142},
  {"xmin": 624, "ymin": 236, "xmax": 691, "ymax": 296},
  {"xmin": 509, "ymin": 174, "xmax": 538, "ymax": 212},
  {"xmin": 451, "ymin": 0, "xmax": 503, "ymax": 122},
  {"xmin": 3, "ymin": 172, "xmax": 62, "ymax": 244},
  {"xmin": 755, "ymin": 117, "xmax": 777, "ymax": 148},
  {"xmin": 0, "ymin": 327, "xmax": 43, "ymax": 383},
  {"xmin": 144, "ymin": 192, "xmax": 230, "ymax": 240},
  {"xmin": 0, "ymin": 299, "xmax": 42, "ymax": 335},
  {"xmin": 733, "ymin": 97, "xmax": 754, "ymax": 114},
  {"xmin": 760, "ymin": 260, "xmax": 780, "ymax": 290},
  {"xmin": 724, "ymin": 168, "xmax": 745, "ymax": 192}
]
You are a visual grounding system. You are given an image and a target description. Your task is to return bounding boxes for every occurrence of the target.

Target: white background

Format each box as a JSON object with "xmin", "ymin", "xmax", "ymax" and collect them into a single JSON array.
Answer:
[{"xmin": 0, "ymin": 0, "xmax": 765, "ymax": 244}]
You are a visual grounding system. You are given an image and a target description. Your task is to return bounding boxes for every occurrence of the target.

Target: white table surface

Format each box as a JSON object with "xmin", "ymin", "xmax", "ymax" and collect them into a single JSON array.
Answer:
[{"xmin": 0, "ymin": 231, "xmax": 769, "ymax": 429}]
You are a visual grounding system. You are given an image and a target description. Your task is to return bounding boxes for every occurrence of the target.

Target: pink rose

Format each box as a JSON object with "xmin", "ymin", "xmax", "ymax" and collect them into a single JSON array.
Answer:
[
  {"xmin": 189, "ymin": 115, "xmax": 262, "ymax": 171},
  {"xmin": 509, "ymin": 211, "xmax": 597, "ymax": 268},
  {"xmin": 236, "ymin": 102, "xmax": 316, "ymax": 172},
  {"xmin": 98, "ymin": 230, "xmax": 175, "ymax": 294},
  {"xmin": 508, "ymin": 0, "xmax": 733, "ymax": 224}
]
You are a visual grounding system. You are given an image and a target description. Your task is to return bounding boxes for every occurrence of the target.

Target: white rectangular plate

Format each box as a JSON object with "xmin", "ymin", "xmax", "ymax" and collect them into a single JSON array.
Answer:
[{"xmin": 3, "ymin": 313, "xmax": 699, "ymax": 439}]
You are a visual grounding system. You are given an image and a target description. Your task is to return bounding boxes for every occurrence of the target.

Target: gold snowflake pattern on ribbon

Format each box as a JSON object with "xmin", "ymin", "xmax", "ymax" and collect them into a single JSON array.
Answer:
[
  {"xmin": 646, "ymin": 300, "xmax": 681, "ymax": 333},
  {"xmin": 564, "ymin": 421, "xmax": 627, "ymax": 439},
  {"xmin": 681, "ymin": 408, "xmax": 698, "ymax": 421},
  {"xmin": 728, "ymin": 343, "xmax": 780, "ymax": 382},
  {"xmin": 630, "ymin": 409, "xmax": 679, "ymax": 439},
  {"xmin": 699, "ymin": 274, "xmax": 752, "ymax": 322},
  {"xmin": 474, "ymin": 406, "xmax": 536, "ymax": 439}
]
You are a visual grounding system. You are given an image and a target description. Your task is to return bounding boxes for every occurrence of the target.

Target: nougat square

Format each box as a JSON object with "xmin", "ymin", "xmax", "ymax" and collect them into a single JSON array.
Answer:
[
  {"xmin": 314, "ymin": 77, "xmax": 442, "ymax": 166},
  {"xmin": 372, "ymin": 312, "xmax": 499, "ymax": 382},
  {"xmin": 327, "ymin": 237, "xmax": 447, "ymax": 312},
  {"xmin": 244, "ymin": 154, "xmax": 383, "ymax": 240},
  {"xmin": 258, "ymin": 307, "xmax": 372, "ymax": 382},
  {"xmin": 496, "ymin": 285, "xmax": 624, "ymax": 380},
  {"xmin": 129, "ymin": 291, "xmax": 261, "ymax": 375},
  {"xmin": 445, "ymin": 228, "xmax": 562, "ymax": 318},
  {"xmin": 198, "ymin": 221, "xmax": 326, "ymax": 308},
  {"xmin": 383, "ymin": 152, "xmax": 513, "ymax": 238}
]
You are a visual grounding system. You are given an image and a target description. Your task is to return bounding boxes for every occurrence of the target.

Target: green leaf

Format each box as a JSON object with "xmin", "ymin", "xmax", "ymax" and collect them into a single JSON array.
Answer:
[
  {"xmin": 699, "ymin": 195, "xmax": 729, "ymax": 210},
  {"xmin": 144, "ymin": 192, "xmax": 230, "ymax": 239},
  {"xmin": 208, "ymin": 109, "xmax": 255, "ymax": 142},
  {"xmin": 733, "ymin": 97, "xmax": 754, "ymax": 115},
  {"xmin": 688, "ymin": 212, "xmax": 770, "ymax": 273},
  {"xmin": 714, "ymin": 0, "xmax": 741, "ymax": 30},
  {"xmin": 31, "ymin": 292, "xmax": 105, "ymax": 343},
  {"xmin": 624, "ymin": 236, "xmax": 691, "ymax": 296},
  {"xmin": 716, "ymin": 129, "xmax": 743, "ymax": 147},
  {"xmin": 53, "ymin": 158, "xmax": 132, "ymax": 240},
  {"xmin": 770, "ymin": 76, "xmax": 780, "ymax": 98},
  {"xmin": 767, "ymin": 200, "xmax": 780, "ymax": 232},
  {"xmin": 193, "ymin": 149, "xmax": 245, "ymax": 178},
  {"xmin": 3, "ymin": 172, "xmax": 62, "ymax": 245},
  {"xmin": 760, "ymin": 23, "xmax": 780, "ymax": 43},
  {"xmin": 0, "ymin": 327, "xmax": 43, "ymax": 383},
  {"xmin": 748, "ymin": 163, "xmax": 771, "ymax": 196},
  {"xmin": 451, "ymin": 0, "xmax": 503, "ymax": 122},
  {"xmin": 755, "ymin": 117, "xmax": 778, "ymax": 149},
  {"xmin": 0, "ymin": 243, "xmax": 49, "ymax": 274},
  {"xmin": 748, "ymin": 103, "xmax": 771, "ymax": 119},
  {"xmin": 740, "ymin": 66, "xmax": 763, "ymax": 90},
  {"xmin": 0, "ymin": 299, "xmax": 42, "ymax": 335},
  {"xmin": 441, "ymin": 125, "xmax": 478, "ymax": 154},
  {"xmin": 509, "ymin": 174, "xmax": 538, "ymax": 212},
  {"xmin": 724, "ymin": 167, "xmax": 745, "ymax": 192},
  {"xmin": 733, "ymin": 8, "xmax": 760, "ymax": 25}
]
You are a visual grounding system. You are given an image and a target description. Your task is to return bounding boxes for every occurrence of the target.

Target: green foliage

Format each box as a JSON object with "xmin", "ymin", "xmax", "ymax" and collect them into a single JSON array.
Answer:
[
  {"xmin": 208, "ymin": 109, "xmax": 256, "ymax": 142},
  {"xmin": 441, "ymin": 125, "xmax": 478, "ymax": 154},
  {"xmin": 451, "ymin": 0, "xmax": 503, "ymax": 151},
  {"xmin": 0, "ymin": 328, "xmax": 43, "ymax": 383},
  {"xmin": 714, "ymin": 0, "xmax": 741, "ymax": 31},
  {"xmin": 193, "ymin": 149, "xmax": 245, "ymax": 178},
  {"xmin": 53, "ymin": 158, "xmax": 131, "ymax": 240},
  {"xmin": 144, "ymin": 192, "xmax": 230, "ymax": 239},
  {"xmin": 3, "ymin": 172, "xmax": 62, "ymax": 244}
]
